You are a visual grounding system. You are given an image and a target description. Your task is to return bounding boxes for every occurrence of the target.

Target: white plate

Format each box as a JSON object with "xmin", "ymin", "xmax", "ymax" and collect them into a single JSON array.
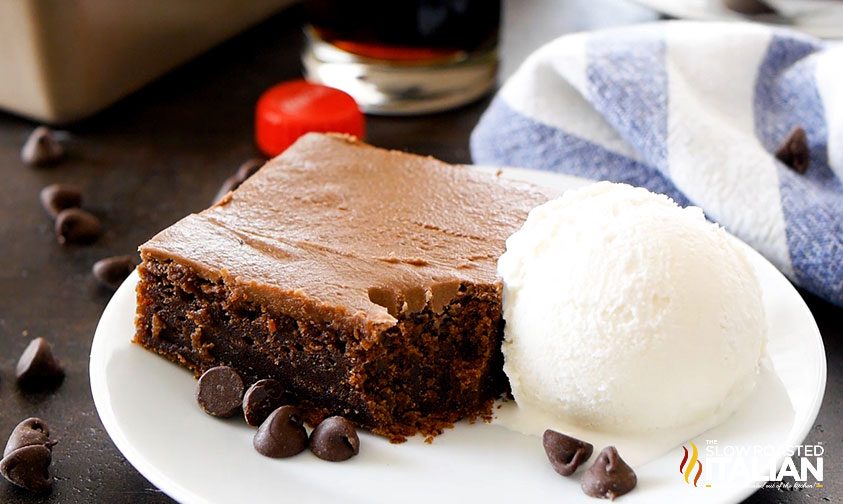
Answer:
[
  {"xmin": 630, "ymin": 0, "xmax": 843, "ymax": 38},
  {"xmin": 90, "ymin": 168, "xmax": 826, "ymax": 504}
]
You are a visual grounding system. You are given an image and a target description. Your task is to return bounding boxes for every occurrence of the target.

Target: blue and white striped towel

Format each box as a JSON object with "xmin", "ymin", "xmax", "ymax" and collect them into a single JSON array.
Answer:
[{"xmin": 471, "ymin": 22, "xmax": 843, "ymax": 306}]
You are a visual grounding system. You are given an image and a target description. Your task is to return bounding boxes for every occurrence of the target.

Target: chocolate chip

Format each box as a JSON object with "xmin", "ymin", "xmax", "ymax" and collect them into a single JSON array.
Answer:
[
  {"xmin": 4, "ymin": 419, "xmax": 54, "ymax": 458},
  {"xmin": 243, "ymin": 379, "xmax": 292, "ymax": 427},
  {"xmin": 195, "ymin": 366, "xmax": 244, "ymax": 418},
  {"xmin": 1, "ymin": 418, "xmax": 56, "ymax": 492},
  {"xmin": 542, "ymin": 429, "xmax": 593, "ymax": 476},
  {"xmin": 21, "ymin": 127, "xmax": 64, "ymax": 166},
  {"xmin": 92, "ymin": 255, "xmax": 137, "ymax": 290},
  {"xmin": 723, "ymin": 0, "xmax": 775, "ymax": 15},
  {"xmin": 235, "ymin": 158, "xmax": 264, "ymax": 181},
  {"xmin": 16, "ymin": 338, "xmax": 65, "ymax": 391},
  {"xmin": 0, "ymin": 445, "xmax": 53, "ymax": 493},
  {"xmin": 310, "ymin": 416, "xmax": 360, "ymax": 462},
  {"xmin": 39, "ymin": 184, "xmax": 82, "ymax": 219},
  {"xmin": 54, "ymin": 208, "xmax": 102, "ymax": 245},
  {"xmin": 213, "ymin": 158, "xmax": 265, "ymax": 203},
  {"xmin": 213, "ymin": 175, "xmax": 241, "ymax": 203},
  {"xmin": 775, "ymin": 126, "xmax": 810, "ymax": 174},
  {"xmin": 253, "ymin": 405, "xmax": 308, "ymax": 458},
  {"xmin": 581, "ymin": 446, "xmax": 637, "ymax": 500}
]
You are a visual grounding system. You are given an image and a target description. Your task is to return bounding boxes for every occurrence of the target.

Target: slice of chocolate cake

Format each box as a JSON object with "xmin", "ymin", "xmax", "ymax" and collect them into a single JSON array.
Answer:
[{"xmin": 134, "ymin": 133, "xmax": 548, "ymax": 441}]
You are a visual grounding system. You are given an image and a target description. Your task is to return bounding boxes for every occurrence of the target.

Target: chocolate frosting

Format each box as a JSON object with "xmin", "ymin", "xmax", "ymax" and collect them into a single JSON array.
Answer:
[{"xmin": 140, "ymin": 133, "xmax": 549, "ymax": 329}]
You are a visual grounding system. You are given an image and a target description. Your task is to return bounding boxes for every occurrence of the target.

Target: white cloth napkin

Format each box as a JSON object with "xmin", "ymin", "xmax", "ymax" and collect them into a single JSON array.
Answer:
[{"xmin": 471, "ymin": 21, "xmax": 843, "ymax": 306}]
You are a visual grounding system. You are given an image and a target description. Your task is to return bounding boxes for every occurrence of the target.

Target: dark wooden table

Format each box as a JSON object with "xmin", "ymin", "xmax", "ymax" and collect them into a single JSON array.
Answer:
[{"xmin": 0, "ymin": 1, "xmax": 839, "ymax": 503}]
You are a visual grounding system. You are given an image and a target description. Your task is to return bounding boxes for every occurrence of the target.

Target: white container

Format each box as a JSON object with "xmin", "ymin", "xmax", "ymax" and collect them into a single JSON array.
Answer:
[{"xmin": 0, "ymin": 0, "xmax": 293, "ymax": 123}]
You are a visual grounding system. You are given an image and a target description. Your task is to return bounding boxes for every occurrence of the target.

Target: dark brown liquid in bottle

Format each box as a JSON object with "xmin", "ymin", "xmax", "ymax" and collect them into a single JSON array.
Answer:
[{"xmin": 305, "ymin": 0, "xmax": 501, "ymax": 62}]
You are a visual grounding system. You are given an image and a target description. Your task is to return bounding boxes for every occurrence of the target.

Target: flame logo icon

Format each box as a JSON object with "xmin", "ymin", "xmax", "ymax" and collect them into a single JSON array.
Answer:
[{"xmin": 679, "ymin": 441, "xmax": 703, "ymax": 487}]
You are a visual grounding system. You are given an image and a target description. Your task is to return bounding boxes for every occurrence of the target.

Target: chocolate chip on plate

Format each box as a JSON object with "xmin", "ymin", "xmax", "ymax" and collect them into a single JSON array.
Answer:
[
  {"xmin": 243, "ymin": 379, "xmax": 291, "ymax": 427},
  {"xmin": 310, "ymin": 416, "xmax": 360, "ymax": 462},
  {"xmin": 581, "ymin": 446, "xmax": 637, "ymax": 500},
  {"xmin": 54, "ymin": 208, "xmax": 102, "ymax": 245},
  {"xmin": 0, "ymin": 445, "xmax": 53, "ymax": 493},
  {"xmin": 92, "ymin": 255, "xmax": 137, "ymax": 290},
  {"xmin": 196, "ymin": 366, "xmax": 245, "ymax": 418},
  {"xmin": 21, "ymin": 126, "xmax": 65, "ymax": 166},
  {"xmin": 39, "ymin": 184, "xmax": 82, "ymax": 219},
  {"xmin": 253, "ymin": 405, "xmax": 309, "ymax": 458},
  {"xmin": 4, "ymin": 418, "xmax": 54, "ymax": 458},
  {"xmin": 775, "ymin": 126, "xmax": 810, "ymax": 174},
  {"xmin": 16, "ymin": 338, "xmax": 65, "ymax": 391},
  {"xmin": 542, "ymin": 429, "xmax": 593, "ymax": 476}
]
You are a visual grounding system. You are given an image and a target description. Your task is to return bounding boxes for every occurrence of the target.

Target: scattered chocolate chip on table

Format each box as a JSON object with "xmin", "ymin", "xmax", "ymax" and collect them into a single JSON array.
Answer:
[
  {"xmin": 54, "ymin": 208, "xmax": 102, "ymax": 245},
  {"xmin": 16, "ymin": 338, "xmax": 65, "ymax": 391},
  {"xmin": 212, "ymin": 157, "xmax": 266, "ymax": 203},
  {"xmin": 3, "ymin": 419, "xmax": 56, "ymax": 458},
  {"xmin": 0, "ymin": 445, "xmax": 54, "ymax": 493},
  {"xmin": 0, "ymin": 418, "xmax": 57, "ymax": 494},
  {"xmin": 21, "ymin": 127, "xmax": 65, "ymax": 166},
  {"xmin": 92, "ymin": 256, "xmax": 137, "ymax": 290},
  {"xmin": 234, "ymin": 158, "xmax": 265, "ymax": 181},
  {"xmin": 39, "ymin": 184, "xmax": 83, "ymax": 219}
]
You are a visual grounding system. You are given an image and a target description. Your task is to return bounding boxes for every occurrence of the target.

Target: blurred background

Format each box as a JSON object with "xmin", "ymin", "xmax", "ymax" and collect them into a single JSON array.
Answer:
[{"xmin": 3, "ymin": 0, "xmax": 839, "ymax": 125}]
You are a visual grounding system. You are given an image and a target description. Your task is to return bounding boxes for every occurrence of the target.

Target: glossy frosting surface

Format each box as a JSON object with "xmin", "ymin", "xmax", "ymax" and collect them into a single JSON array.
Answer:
[{"xmin": 141, "ymin": 133, "xmax": 548, "ymax": 325}]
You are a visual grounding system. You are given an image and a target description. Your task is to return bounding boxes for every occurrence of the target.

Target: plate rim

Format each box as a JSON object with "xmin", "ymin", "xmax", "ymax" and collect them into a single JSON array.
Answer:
[{"xmin": 89, "ymin": 286, "xmax": 206, "ymax": 504}]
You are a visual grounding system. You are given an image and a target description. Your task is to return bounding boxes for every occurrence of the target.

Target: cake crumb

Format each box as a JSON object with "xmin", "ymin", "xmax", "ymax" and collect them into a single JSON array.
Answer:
[{"xmin": 151, "ymin": 314, "xmax": 166, "ymax": 339}]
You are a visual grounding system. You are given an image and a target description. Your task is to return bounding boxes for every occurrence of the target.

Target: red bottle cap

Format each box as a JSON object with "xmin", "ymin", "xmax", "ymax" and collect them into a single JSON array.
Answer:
[{"xmin": 255, "ymin": 80, "xmax": 365, "ymax": 156}]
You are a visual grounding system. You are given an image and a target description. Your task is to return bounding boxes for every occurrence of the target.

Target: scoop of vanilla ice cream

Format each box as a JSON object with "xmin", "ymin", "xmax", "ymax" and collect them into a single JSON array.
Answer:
[{"xmin": 498, "ymin": 182, "xmax": 766, "ymax": 433}]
